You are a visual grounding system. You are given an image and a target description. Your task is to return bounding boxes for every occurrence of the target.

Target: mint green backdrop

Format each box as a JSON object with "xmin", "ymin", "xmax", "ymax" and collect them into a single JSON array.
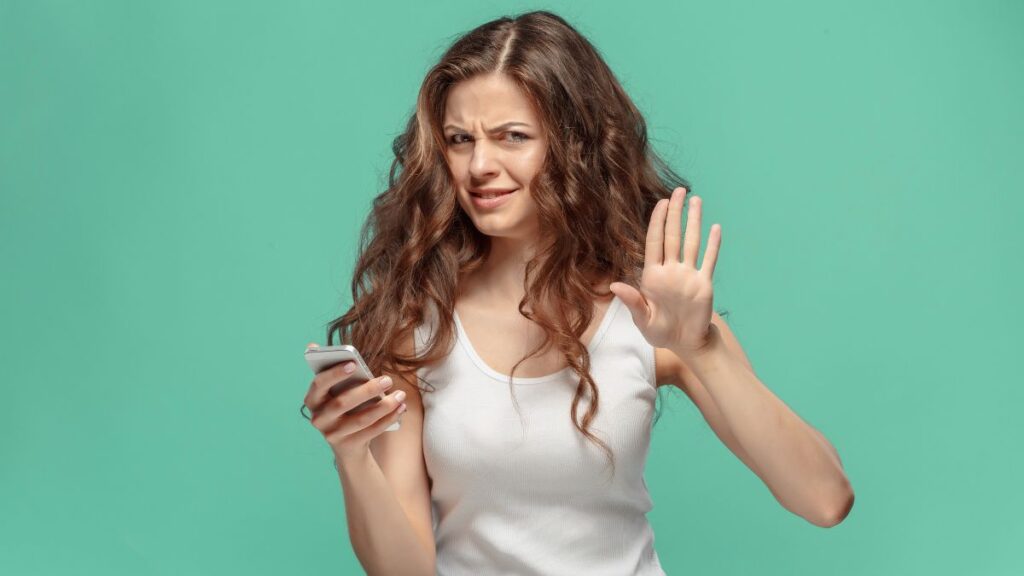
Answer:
[{"xmin": 2, "ymin": 1, "xmax": 1021, "ymax": 574}]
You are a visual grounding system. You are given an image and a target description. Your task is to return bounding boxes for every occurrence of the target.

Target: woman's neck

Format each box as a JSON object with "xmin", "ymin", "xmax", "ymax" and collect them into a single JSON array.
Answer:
[
  {"xmin": 461, "ymin": 234, "xmax": 613, "ymax": 309},
  {"xmin": 469, "ymin": 234, "xmax": 540, "ymax": 304}
]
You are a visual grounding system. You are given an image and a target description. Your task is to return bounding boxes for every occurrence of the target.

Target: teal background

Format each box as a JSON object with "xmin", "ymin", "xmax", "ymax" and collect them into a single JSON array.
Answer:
[{"xmin": 2, "ymin": 0, "xmax": 1022, "ymax": 574}]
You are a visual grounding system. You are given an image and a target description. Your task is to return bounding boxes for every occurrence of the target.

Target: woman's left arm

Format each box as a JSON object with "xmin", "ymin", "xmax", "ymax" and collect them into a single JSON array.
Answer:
[
  {"xmin": 678, "ymin": 315, "xmax": 854, "ymax": 528},
  {"xmin": 609, "ymin": 187, "xmax": 853, "ymax": 528}
]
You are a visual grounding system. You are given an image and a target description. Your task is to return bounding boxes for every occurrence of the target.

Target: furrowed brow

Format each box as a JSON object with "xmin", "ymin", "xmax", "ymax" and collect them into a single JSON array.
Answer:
[{"xmin": 443, "ymin": 121, "xmax": 532, "ymax": 133}]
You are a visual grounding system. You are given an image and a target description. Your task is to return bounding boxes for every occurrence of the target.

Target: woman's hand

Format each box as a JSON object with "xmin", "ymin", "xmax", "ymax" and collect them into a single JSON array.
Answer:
[
  {"xmin": 302, "ymin": 343, "xmax": 408, "ymax": 465},
  {"xmin": 609, "ymin": 187, "xmax": 722, "ymax": 358}
]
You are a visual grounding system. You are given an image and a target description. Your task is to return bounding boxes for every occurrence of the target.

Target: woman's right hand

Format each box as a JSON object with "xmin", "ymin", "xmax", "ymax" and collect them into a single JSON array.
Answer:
[{"xmin": 303, "ymin": 344, "xmax": 408, "ymax": 465}]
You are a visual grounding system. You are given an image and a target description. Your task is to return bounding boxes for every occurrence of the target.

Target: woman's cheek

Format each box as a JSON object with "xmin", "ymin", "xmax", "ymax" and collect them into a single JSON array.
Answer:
[{"xmin": 456, "ymin": 193, "xmax": 476, "ymax": 218}]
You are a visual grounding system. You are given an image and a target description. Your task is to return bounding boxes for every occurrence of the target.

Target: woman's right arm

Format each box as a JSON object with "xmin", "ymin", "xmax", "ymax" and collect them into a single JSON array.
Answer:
[
  {"xmin": 305, "ymin": 336, "xmax": 435, "ymax": 576},
  {"xmin": 338, "ymin": 369, "xmax": 435, "ymax": 575}
]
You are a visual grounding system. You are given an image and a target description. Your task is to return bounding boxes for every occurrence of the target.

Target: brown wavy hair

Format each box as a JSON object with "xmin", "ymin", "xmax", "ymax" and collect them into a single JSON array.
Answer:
[{"xmin": 324, "ymin": 10, "xmax": 714, "ymax": 478}]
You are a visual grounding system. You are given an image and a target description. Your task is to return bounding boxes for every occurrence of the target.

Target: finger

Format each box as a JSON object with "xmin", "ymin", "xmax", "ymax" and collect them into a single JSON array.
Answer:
[
  {"xmin": 663, "ymin": 187, "xmax": 686, "ymax": 264},
  {"xmin": 307, "ymin": 364, "xmax": 384, "ymax": 414},
  {"xmin": 700, "ymin": 223, "xmax": 722, "ymax": 279},
  {"xmin": 682, "ymin": 195, "xmax": 702, "ymax": 266},
  {"xmin": 305, "ymin": 360, "xmax": 356, "ymax": 410},
  {"xmin": 339, "ymin": 400, "xmax": 408, "ymax": 448},
  {"xmin": 337, "ymin": 375, "xmax": 392, "ymax": 414},
  {"xmin": 323, "ymin": 390, "xmax": 407, "ymax": 441},
  {"xmin": 322, "ymin": 385, "xmax": 404, "ymax": 433},
  {"xmin": 312, "ymin": 377, "xmax": 396, "ymax": 430},
  {"xmin": 644, "ymin": 199, "xmax": 669, "ymax": 267},
  {"xmin": 609, "ymin": 282, "xmax": 651, "ymax": 327}
]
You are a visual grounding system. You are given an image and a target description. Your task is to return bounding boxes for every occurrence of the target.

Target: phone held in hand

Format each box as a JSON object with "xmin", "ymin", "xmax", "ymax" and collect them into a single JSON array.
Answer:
[{"xmin": 304, "ymin": 344, "xmax": 400, "ymax": 432}]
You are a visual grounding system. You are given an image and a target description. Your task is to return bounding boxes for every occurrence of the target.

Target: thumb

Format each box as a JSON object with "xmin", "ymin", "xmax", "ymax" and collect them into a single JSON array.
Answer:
[{"xmin": 609, "ymin": 282, "xmax": 650, "ymax": 326}]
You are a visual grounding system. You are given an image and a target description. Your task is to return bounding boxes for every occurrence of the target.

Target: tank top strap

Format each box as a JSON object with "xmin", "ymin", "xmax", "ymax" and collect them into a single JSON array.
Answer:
[{"xmin": 600, "ymin": 294, "xmax": 658, "ymax": 388}]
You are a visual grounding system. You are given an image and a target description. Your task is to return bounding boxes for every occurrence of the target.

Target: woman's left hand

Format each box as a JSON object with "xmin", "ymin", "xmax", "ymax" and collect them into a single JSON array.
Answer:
[{"xmin": 609, "ymin": 187, "xmax": 721, "ymax": 358}]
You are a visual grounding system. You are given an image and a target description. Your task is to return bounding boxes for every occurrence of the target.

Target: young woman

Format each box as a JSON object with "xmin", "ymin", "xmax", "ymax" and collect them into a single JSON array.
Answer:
[{"xmin": 302, "ymin": 10, "xmax": 853, "ymax": 575}]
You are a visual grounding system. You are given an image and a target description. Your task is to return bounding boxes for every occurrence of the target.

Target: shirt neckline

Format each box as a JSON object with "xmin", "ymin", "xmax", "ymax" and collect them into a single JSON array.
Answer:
[{"xmin": 453, "ymin": 295, "xmax": 623, "ymax": 385}]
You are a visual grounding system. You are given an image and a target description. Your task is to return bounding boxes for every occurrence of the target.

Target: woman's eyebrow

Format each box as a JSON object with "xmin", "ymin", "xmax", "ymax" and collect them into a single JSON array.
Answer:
[{"xmin": 443, "ymin": 121, "xmax": 532, "ymax": 133}]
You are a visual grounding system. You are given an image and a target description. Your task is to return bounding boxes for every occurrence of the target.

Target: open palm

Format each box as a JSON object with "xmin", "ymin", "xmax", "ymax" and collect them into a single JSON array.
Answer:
[{"xmin": 609, "ymin": 187, "xmax": 721, "ymax": 356}]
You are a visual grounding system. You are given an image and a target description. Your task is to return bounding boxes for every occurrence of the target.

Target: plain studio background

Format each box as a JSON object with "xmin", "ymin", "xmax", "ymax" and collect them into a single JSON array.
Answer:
[{"xmin": 2, "ymin": 1, "xmax": 1021, "ymax": 574}]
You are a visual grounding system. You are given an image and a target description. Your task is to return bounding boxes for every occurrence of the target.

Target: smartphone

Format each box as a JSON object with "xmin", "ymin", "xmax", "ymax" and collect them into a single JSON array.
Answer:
[{"xmin": 304, "ymin": 344, "xmax": 400, "ymax": 432}]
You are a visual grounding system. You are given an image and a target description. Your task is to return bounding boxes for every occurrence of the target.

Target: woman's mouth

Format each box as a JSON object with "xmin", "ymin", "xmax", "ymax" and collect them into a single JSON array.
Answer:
[{"xmin": 470, "ymin": 189, "xmax": 517, "ymax": 209}]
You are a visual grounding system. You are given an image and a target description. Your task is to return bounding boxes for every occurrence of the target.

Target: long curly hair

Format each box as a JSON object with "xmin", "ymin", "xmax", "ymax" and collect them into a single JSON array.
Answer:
[{"xmin": 325, "ymin": 10, "xmax": 704, "ymax": 476}]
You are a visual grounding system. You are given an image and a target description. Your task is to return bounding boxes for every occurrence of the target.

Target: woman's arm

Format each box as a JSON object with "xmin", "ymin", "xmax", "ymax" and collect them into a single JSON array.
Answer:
[
  {"xmin": 337, "ymin": 446, "xmax": 435, "ymax": 575},
  {"xmin": 675, "ymin": 314, "xmax": 854, "ymax": 528},
  {"xmin": 337, "ymin": 334, "xmax": 435, "ymax": 575}
]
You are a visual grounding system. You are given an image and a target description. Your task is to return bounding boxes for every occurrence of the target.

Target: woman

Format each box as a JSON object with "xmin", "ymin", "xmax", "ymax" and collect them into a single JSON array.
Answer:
[{"xmin": 302, "ymin": 10, "xmax": 854, "ymax": 575}]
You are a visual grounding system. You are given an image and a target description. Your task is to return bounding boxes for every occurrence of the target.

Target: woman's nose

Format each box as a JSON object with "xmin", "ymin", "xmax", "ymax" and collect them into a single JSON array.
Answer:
[{"xmin": 469, "ymin": 140, "xmax": 500, "ymax": 178}]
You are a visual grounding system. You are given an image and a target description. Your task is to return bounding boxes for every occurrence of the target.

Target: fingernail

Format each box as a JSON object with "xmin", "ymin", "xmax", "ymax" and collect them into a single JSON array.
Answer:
[
  {"xmin": 344, "ymin": 363, "xmax": 356, "ymax": 373},
  {"xmin": 380, "ymin": 376, "xmax": 393, "ymax": 391},
  {"xmin": 394, "ymin": 390, "xmax": 407, "ymax": 402},
  {"xmin": 398, "ymin": 404, "xmax": 408, "ymax": 414}
]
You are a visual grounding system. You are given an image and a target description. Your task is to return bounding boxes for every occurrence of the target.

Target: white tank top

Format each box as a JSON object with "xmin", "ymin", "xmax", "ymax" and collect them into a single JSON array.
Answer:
[{"xmin": 414, "ymin": 295, "xmax": 667, "ymax": 575}]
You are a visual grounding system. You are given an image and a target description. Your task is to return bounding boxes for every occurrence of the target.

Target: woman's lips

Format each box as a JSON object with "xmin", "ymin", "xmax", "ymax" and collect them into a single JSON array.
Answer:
[
  {"xmin": 469, "ymin": 189, "xmax": 517, "ymax": 209},
  {"xmin": 470, "ymin": 189, "xmax": 516, "ymax": 198}
]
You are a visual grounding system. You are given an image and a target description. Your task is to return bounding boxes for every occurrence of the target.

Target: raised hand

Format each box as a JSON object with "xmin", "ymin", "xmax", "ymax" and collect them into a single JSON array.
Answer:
[{"xmin": 609, "ymin": 187, "xmax": 722, "ymax": 358}]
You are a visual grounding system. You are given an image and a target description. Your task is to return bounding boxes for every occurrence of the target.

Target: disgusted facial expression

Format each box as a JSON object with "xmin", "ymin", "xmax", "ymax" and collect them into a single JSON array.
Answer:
[{"xmin": 443, "ymin": 73, "xmax": 548, "ymax": 243}]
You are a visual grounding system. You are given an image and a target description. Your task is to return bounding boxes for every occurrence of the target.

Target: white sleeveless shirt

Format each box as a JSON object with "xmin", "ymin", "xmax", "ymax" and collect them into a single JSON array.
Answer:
[{"xmin": 414, "ymin": 295, "xmax": 667, "ymax": 575}]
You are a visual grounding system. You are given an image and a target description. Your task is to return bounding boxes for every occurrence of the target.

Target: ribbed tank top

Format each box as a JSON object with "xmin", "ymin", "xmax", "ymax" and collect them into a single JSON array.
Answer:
[{"xmin": 413, "ymin": 295, "xmax": 667, "ymax": 575}]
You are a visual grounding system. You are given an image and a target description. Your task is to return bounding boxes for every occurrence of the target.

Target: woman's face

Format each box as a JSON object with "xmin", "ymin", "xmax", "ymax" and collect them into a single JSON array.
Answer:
[{"xmin": 443, "ymin": 73, "xmax": 548, "ymax": 243}]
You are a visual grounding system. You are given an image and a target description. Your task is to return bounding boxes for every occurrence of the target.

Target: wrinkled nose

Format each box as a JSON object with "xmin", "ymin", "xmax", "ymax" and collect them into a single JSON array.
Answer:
[{"xmin": 469, "ymin": 140, "xmax": 500, "ymax": 180}]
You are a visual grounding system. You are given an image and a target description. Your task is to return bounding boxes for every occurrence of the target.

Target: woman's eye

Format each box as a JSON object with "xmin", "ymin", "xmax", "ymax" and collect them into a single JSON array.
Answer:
[{"xmin": 447, "ymin": 132, "xmax": 528, "ymax": 145}]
